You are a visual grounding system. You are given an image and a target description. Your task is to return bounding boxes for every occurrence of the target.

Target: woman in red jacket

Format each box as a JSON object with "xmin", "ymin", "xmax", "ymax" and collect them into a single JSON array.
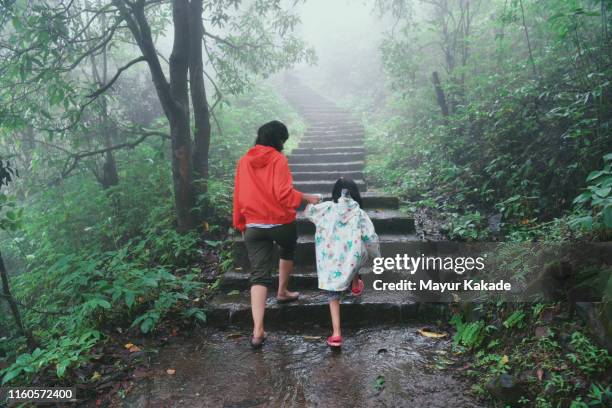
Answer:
[{"xmin": 233, "ymin": 120, "xmax": 320, "ymax": 348}]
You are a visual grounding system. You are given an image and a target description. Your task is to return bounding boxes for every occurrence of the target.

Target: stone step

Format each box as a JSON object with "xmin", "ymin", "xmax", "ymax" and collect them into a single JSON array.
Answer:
[
  {"xmin": 289, "ymin": 152, "xmax": 365, "ymax": 164},
  {"xmin": 232, "ymin": 234, "xmax": 422, "ymax": 270},
  {"xmin": 292, "ymin": 146, "xmax": 364, "ymax": 155},
  {"xmin": 301, "ymin": 134, "xmax": 364, "ymax": 141},
  {"xmin": 296, "ymin": 208, "xmax": 415, "ymax": 235},
  {"xmin": 299, "ymin": 108, "xmax": 350, "ymax": 114},
  {"xmin": 292, "ymin": 170, "xmax": 364, "ymax": 181},
  {"xmin": 206, "ymin": 288, "xmax": 450, "ymax": 328},
  {"xmin": 298, "ymin": 140, "xmax": 363, "ymax": 149},
  {"xmin": 299, "ymin": 138, "xmax": 363, "ymax": 147},
  {"xmin": 290, "ymin": 161, "xmax": 364, "ymax": 172},
  {"xmin": 294, "ymin": 179, "xmax": 367, "ymax": 193},
  {"xmin": 306, "ymin": 126, "xmax": 363, "ymax": 133},
  {"xmin": 303, "ymin": 132, "xmax": 364, "ymax": 139}
]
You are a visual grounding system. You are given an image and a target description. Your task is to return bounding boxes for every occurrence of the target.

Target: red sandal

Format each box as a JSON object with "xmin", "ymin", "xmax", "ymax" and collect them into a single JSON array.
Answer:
[
  {"xmin": 327, "ymin": 335, "xmax": 343, "ymax": 348},
  {"xmin": 351, "ymin": 278, "xmax": 365, "ymax": 297}
]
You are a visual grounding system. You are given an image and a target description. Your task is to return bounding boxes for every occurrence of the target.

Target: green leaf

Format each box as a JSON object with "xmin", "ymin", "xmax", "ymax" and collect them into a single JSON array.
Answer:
[
  {"xmin": 587, "ymin": 170, "xmax": 606, "ymax": 182},
  {"xmin": 594, "ymin": 187, "xmax": 611, "ymax": 198},
  {"xmin": 573, "ymin": 192, "xmax": 592, "ymax": 204},
  {"xmin": 2, "ymin": 367, "xmax": 23, "ymax": 384},
  {"xmin": 125, "ymin": 291, "xmax": 135, "ymax": 308}
]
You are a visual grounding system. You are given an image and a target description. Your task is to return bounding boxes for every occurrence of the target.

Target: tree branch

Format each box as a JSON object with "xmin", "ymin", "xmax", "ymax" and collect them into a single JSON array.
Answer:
[{"xmin": 87, "ymin": 55, "xmax": 146, "ymax": 98}]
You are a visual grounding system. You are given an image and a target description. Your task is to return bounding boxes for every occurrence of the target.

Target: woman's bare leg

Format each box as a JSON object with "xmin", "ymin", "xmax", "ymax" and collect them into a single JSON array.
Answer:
[
  {"xmin": 329, "ymin": 299, "xmax": 341, "ymax": 337},
  {"xmin": 277, "ymin": 259, "xmax": 299, "ymax": 299},
  {"xmin": 251, "ymin": 284, "xmax": 267, "ymax": 338}
]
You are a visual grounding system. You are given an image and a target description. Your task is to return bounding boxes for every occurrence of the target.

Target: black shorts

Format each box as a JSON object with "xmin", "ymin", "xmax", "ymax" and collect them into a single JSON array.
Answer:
[{"xmin": 244, "ymin": 222, "xmax": 297, "ymax": 287}]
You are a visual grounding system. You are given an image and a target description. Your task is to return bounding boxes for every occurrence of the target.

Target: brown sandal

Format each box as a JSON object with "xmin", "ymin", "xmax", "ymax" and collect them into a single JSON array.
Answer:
[
  {"xmin": 250, "ymin": 333, "xmax": 267, "ymax": 349},
  {"xmin": 276, "ymin": 292, "xmax": 300, "ymax": 304}
]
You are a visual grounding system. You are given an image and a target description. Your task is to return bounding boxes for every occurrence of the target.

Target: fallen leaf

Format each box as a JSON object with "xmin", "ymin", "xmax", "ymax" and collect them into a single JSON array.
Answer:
[
  {"xmin": 302, "ymin": 335, "xmax": 320, "ymax": 341},
  {"xmin": 202, "ymin": 222, "xmax": 209, "ymax": 231},
  {"xmin": 500, "ymin": 355, "xmax": 509, "ymax": 365},
  {"xmin": 227, "ymin": 290, "xmax": 240, "ymax": 296},
  {"xmin": 227, "ymin": 332, "xmax": 243, "ymax": 339},
  {"xmin": 90, "ymin": 371, "xmax": 102, "ymax": 382},
  {"xmin": 171, "ymin": 328, "xmax": 179, "ymax": 337},
  {"xmin": 124, "ymin": 342, "xmax": 134, "ymax": 349},
  {"xmin": 235, "ymin": 267, "xmax": 243, "ymax": 271},
  {"xmin": 95, "ymin": 399, "xmax": 102, "ymax": 406},
  {"xmin": 128, "ymin": 345, "xmax": 141, "ymax": 353},
  {"xmin": 166, "ymin": 369, "xmax": 176, "ymax": 375},
  {"xmin": 417, "ymin": 328, "xmax": 448, "ymax": 338},
  {"xmin": 536, "ymin": 368, "xmax": 544, "ymax": 381}
]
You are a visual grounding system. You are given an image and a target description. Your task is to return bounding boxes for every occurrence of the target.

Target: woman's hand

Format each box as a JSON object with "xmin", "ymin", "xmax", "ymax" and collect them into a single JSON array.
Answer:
[{"xmin": 303, "ymin": 193, "xmax": 322, "ymax": 205}]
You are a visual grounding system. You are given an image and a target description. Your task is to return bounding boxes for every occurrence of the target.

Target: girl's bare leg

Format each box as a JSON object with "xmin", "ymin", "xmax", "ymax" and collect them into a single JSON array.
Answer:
[
  {"xmin": 351, "ymin": 274, "xmax": 361, "ymax": 291},
  {"xmin": 329, "ymin": 299, "xmax": 341, "ymax": 337}
]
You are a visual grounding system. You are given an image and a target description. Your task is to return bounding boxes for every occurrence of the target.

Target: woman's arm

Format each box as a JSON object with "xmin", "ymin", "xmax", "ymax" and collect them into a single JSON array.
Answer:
[
  {"xmin": 232, "ymin": 162, "xmax": 246, "ymax": 232},
  {"xmin": 273, "ymin": 156, "xmax": 320, "ymax": 207}
]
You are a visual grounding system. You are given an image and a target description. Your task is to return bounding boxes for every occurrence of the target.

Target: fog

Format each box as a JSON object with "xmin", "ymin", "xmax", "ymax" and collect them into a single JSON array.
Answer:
[{"xmin": 291, "ymin": 0, "xmax": 387, "ymax": 102}]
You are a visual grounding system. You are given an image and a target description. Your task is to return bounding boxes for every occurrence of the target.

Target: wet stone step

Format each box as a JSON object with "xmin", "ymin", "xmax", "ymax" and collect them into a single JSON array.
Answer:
[
  {"xmin": 293, "ymin": 179, "xmax": 367, "ymax": 193},
  {"xmin": 305, "ymin": 123, "xmax": 362, "ymax": 129},
  {"xmin": 289, "ymin": 152, "xmax": 365, "ymax": 164},
  {"xmin": 298, "ymin": 140, "xmax": 364, "ymax": 148},
  {"xmin": 292, "ymin": 170, "xmax": 364, "ymax": 181},
  {"xmin": 296, "ymin": 209, "xmax": 415, "ymax": 235},
  {"xmin": 216, "ymin": 265, "xmax": 452, "ymax": 295},
  {"xmin": 290, "ymin": 161, "xmax": 364, "ymax": 172},
  {"xmin": 300, "ymin": 135, "xmax": 364, "ymax": 143},
  {"xmin": 305, "ymin": 128, "xmax": 363, "ymax": 135},
  {"xmin": 292, "ymin": 146, "xmax": 364, "ymax": 155},
  {"xmin": 205, "ymin": 289, "xmax": 450, "ymax": 328},
  {"xmin": 232, "ymin": 234, "xmax": 424, "ymax": 270}
]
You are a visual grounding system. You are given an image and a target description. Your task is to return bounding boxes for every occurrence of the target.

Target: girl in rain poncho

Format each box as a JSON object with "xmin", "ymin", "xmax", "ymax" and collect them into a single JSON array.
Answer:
[{"xmin": 304, "ymin": 178, "xmax": 380, "ymax": 348}]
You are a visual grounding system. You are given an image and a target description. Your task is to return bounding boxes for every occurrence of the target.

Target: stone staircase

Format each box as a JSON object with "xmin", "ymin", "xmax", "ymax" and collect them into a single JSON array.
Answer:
[{"xmin": 207, "ymin": 79, "xmax": 447, "ymax": 328}]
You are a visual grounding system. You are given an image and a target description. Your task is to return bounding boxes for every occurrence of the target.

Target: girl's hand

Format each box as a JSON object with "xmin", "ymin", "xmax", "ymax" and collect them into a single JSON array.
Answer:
[{"xmin": 304, "ymin": 194, "xmax": 321, "ymax": 205}]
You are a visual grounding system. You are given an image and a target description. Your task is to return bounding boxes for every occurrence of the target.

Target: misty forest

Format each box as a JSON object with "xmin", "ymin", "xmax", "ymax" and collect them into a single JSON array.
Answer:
[{"xmin": 1, "ymin": 0, "xmax": 611, "ymax": 406}]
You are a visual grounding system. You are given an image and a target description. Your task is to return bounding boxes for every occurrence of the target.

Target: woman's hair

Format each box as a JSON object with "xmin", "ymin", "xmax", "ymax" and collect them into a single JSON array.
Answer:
[
  {"xmin": 255, "ymin": 120, "xmax": 289, "ymax": 152},
  {"xmin": 332, "ymin": 177, "xmax": 363, "ymax": 208}
]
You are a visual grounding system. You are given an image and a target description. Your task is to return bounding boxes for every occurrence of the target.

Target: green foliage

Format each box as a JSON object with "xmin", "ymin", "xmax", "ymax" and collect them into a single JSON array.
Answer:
[
  {"xmin": 571, "ymin": 153, "xmax": 612, "ymax": 230},
  {"xmin": 364, "ymin": 0, "xmax": 612, "ymax": 240},
  {"xmin": 450, "ymin": 314, "xmax": 486, "ymax": 350},
  {"xmin": 503, "ymin": 310, "xmax": 526, "ymax": 329},
  {"xmin": 566, "ymin": 332, "xmax": 612, "ymax": 375}
]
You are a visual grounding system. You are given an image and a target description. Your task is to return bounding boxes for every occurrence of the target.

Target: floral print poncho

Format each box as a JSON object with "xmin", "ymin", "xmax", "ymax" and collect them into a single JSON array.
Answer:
[{"xmin": 304, "ymin": 196, "xmax": 381, "ymax": 291}]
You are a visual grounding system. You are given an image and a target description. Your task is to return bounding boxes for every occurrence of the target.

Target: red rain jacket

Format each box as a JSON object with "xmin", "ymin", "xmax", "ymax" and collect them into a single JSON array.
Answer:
[{"xmin": 232, "ymin": 145, "xmax": 303, "ymax": 232}]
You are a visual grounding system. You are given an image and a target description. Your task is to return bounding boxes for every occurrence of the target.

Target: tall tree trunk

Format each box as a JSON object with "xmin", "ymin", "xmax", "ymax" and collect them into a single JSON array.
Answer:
[
  {"xmin": 90, "ymin": 10, "xmax": 120, "ymax": 190},
  {"xmin": 169, "ymin": 0, "xmax": 196, "ymax": 231},
  {"xmin": 99, "ymin": 98, "xmax": 120, "ymax": 189},
  {"xmin": 189, "ymin": 0, "xmax": 212, "ymax": 205},
  {"xmin": 432, "ymin": 71, "xmax": 449, "ymax": 117},
  {"xmin": 0, "ymin": 250, "xmax": 37, "ymax": 352},
  {"xmin": 115, "ymin": 0, "xmax": 199, "ymax": 231}
]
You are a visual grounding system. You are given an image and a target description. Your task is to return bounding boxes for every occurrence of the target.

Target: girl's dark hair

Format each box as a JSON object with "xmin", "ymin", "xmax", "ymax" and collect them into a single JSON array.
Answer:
[
  {"xmin": 255, "ymin": 120, "xmax": 289, "ymax": 152},
  {"xmin": 332, "ymin": 177, "xmax": 363, "ymax": 208}
]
